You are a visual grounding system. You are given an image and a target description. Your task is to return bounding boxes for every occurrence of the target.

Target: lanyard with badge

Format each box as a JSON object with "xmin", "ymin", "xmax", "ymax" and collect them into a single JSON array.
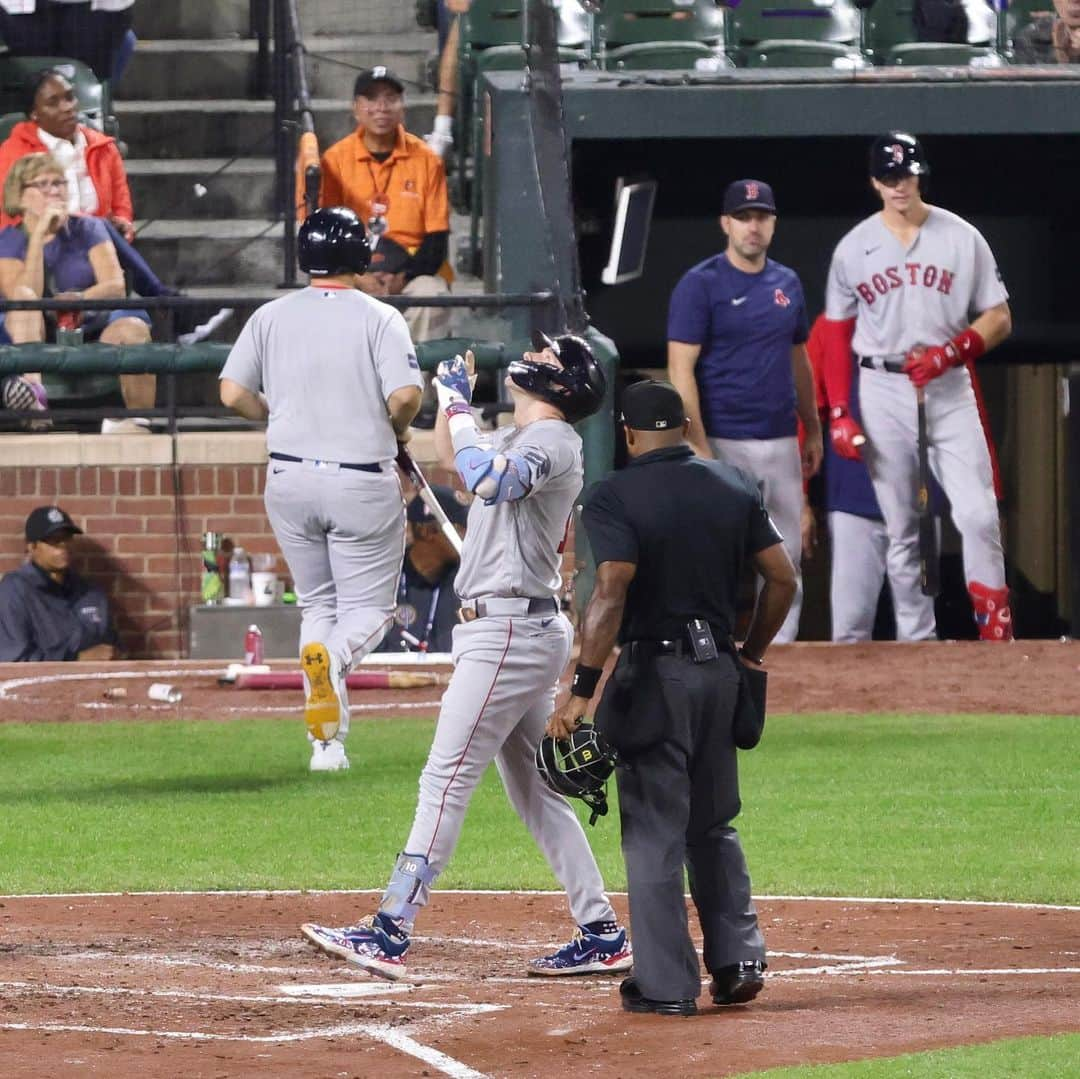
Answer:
[{"xmin": 365, "ymin": 159, "xmax": 395, "ymax": 240}]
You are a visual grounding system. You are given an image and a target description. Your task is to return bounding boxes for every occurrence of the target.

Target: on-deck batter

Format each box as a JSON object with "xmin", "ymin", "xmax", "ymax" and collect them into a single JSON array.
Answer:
[
  {"xmin": 300, "ymin": 332, "xmax": 634, "ymax": 980},
  {"xmin": 821, "ymin": 132, "xmax": 1014, "ymax": 641},
  {"xmin": 220, "ymin": 207, "xmax": 422, "ymax": 771}
]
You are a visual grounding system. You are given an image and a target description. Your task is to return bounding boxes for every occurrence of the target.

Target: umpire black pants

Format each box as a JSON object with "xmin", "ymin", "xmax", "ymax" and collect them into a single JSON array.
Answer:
[{"xmin": 615, "ymin": 653, "xmax": 765, "ymax": 1002}]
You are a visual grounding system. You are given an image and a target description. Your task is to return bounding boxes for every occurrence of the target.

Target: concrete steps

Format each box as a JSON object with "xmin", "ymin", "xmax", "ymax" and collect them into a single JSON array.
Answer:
[
  {"xmin": 118, "ymin": 34, "xmax": 436, "ymax": 101},
  {"xmin": 116, "ymin": 96, "xmax": 437, "ymax": 160},
  {"xmin": 125, "ymin": 158, "xmax": 276, "ymax": 221}
]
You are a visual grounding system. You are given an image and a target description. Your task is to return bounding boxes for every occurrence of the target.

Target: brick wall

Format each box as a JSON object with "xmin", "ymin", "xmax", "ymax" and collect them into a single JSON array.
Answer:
[
  {"xmin": 0, "ymin": 464, "xmax": 286, "ymax": 659},
  {"xmin": 0, "ymin": 459, "xmax": 581, "ymax": 659}
]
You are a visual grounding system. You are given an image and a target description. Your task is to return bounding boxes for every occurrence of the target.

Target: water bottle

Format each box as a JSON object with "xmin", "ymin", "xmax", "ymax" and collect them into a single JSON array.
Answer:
[
  {"xmin": 228, "ymin": 546, "xmax": 252, "ymax": 605},
  {"xmin": 244, "ymin": 624, "xmax": 264, "ymax": 666}
]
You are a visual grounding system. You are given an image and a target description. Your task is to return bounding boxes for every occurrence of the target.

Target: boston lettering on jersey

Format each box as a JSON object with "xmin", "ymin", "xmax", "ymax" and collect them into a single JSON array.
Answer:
[{"xmin": 856, "ymin": 263, "xmax": 956, "ymax": 306}]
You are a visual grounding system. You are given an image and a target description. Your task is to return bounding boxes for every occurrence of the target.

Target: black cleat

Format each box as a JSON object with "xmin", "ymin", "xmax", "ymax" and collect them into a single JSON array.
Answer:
[
  {"xmin": 619, "ymin": 976, "xmax": 698, "ymax": 1017},
  {"xmin": 710, "ymin": 959, "xmax": 766, "ymax": 1005}
]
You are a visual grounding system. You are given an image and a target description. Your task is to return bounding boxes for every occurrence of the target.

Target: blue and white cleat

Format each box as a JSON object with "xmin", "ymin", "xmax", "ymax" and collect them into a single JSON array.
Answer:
[
  {"xmin": 528, "ymin": 920, "xmax": 633, "ymax": 976},
  {"xmin": 300, "ymin": 913, "xmax": 410, "ymax": 981}
]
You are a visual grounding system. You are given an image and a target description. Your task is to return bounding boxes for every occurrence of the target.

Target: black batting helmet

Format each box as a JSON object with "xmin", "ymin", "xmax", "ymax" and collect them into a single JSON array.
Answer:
[
  {"xmin": 298, "ymin": 206, "xmax": 372, "ymax": 276},
  {"xmin": 535, "ymin": 724, "xmax": 619, "ymax": 826},
  {"xmin": 508, "ymin": 331, "xmax": 607, "ymax": 423},
  {"xmin": 870, "ymin": 132, "xmax": 929, "ymax": 182}
]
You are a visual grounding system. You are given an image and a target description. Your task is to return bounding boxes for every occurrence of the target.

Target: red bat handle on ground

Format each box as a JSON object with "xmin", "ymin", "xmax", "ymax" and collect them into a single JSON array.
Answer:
[{"xmin": 395, "ymin": 442, "xmax": 464, "ymax": 556}]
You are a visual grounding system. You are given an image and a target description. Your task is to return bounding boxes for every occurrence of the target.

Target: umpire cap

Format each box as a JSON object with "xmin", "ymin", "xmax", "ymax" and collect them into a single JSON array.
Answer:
[
  {"xmin": 870, "ymin": 131, "xmax": 930, "ymax": 181},
  {"xmin": 298, "ymin": 206, "xmax": 372, "ymax": 276}
]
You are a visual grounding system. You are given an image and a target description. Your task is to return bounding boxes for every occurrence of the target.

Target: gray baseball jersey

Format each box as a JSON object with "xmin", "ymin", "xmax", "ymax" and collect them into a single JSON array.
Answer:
[
  {"xmin": 453, "ymin": 419, "xmax": 583, "ymax": 601},
  {"xmin": 221, "ymin": 285, "xmax": 422, "ymax": 463},
  {"xmin": 825, "ymin": 207, "xmax": 1008, "ymax": 356}
]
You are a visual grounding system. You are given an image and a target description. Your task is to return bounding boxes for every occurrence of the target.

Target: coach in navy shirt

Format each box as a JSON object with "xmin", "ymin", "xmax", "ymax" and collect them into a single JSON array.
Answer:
[
  {"xmin": 0, "ymin": 505, "xmax": 118, "ymax": 662},
  {"xmin": 667, "ymin": 179, "xmax": 822, "ymax": 643}
]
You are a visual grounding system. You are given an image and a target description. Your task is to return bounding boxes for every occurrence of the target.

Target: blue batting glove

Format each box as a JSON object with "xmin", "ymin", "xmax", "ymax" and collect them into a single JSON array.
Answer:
[{"xmin": 435, "ymin": 354, "xmax": 473, "ymax": 405}]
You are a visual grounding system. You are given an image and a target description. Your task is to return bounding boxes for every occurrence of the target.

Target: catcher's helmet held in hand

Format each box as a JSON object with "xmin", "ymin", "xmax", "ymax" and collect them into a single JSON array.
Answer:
[
  {"xmin": 508, "ymin": 331, "xmax": 607, "ymax": 423},
  {"xmin": 535, "ymin": 724, "xmax": 619, "ymax": 826},
  {"xmin": 298, "ymin": 206, "xmax": 372, "ymax": 276},
  {"xmin": 870, "ymin": 132, "xmax": 929, "ymax": 181}
]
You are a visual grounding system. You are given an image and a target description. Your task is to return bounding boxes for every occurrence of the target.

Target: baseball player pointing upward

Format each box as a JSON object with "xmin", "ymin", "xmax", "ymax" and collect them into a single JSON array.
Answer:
[
  {"xmin": 822, "ymin": 133, "xmax": 1014, "ymax": 641},
  {"xmin": 301, "ymin": 332, "xmax": 634, "ymax": 980}
]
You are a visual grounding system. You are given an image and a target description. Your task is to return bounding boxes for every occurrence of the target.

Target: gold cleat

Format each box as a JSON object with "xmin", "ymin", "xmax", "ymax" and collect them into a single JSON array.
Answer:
[{"xmin": 302, "ymin": 642, "xmax": 341, "ymax": 742}]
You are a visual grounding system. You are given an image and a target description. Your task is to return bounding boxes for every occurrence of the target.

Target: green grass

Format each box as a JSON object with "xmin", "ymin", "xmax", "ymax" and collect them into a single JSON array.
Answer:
[
  {"xmin": 739, "ymin": 1033, "xmax": 1080, "ymax": 1077},
  {"xmin": 0, "ymin": 712, "xmax": 1076, "ymax": 900}
]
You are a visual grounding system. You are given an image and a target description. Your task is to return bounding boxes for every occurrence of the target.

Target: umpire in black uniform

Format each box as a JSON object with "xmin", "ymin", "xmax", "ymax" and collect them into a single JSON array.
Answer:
[{"xmin": 548, "ymin": 380, "xmax": 796, "ymax": 1016}]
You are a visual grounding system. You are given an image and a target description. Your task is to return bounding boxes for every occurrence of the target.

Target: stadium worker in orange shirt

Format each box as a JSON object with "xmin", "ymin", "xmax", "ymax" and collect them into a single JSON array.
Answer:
[{"xmin": 319, "ymin": 66, "xmax": 451, "ymax": 346}]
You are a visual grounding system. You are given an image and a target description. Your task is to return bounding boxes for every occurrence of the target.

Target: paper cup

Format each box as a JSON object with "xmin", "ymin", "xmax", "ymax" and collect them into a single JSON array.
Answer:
[
  {"xmin": 148, "ymin": 682, "xmax": 182, "ymax": 704},
  {"xmin": 252, "ymin": 571, "xmax": 278, "ymax": 607}
]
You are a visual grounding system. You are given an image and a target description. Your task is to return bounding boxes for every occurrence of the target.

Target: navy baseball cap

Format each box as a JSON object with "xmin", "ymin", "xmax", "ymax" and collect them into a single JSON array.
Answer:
[
  {"xmin": 25, "ymin": 505, "xmax": 82, "ymax": 542},
  {"xmin": 353, "ymin": 66, "xmax": 405, "ymax": 97},
  {"xmin": 407, "ymin": 485, "xmax": 470, "ymax": 528},
  {"xmin": 722, "ymin": 179, "xmax": 777, "ymax": 215},
  {"xmin": 620, "ymin": 379, "xmax": 686, "ymax": 431}
]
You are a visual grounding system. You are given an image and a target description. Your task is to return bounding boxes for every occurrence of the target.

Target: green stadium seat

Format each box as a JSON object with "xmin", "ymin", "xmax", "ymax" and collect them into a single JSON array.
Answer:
[
  {"xmin": 0, "ymin": 56, "xmax": 111, "ymax": 133},
  {"xmin": 597, "ymin": 0, "xmax": 725, "ymax": 49},
  {"xmin": 605, "ymin": 40, "xmax": 720, "ymax": 69},
  {"xmin": 888, "ymin": 41, "xmax": 999, "ymax": 64},
  {"xmin": 745, "ymin": 39, "xmax": 865, "ymax": 66},
  {"xmin": 866, "ymin": 0, "xmax": 993, "ymax": 63},
  {"xmin": 730, "ymin": 0, "xmax": 860, "ymax": 57}
]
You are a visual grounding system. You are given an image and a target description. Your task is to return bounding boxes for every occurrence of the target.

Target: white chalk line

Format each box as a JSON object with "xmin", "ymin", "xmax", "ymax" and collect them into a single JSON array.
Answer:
[
  {"xmin": 78, "ymin": 699, "xmax": 443, "ymax": 714},
  {"xmin": 0, "ymin": 1019, "xmax": 489, "ymax": 1077},
  {"xmin": 4, "ymin": 887, "xmax": 1077, "ymax": 912}
]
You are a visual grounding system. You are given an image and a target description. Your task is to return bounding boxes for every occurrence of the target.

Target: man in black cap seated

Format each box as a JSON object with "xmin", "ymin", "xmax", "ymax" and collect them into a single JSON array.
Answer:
[
  {"xmin": 0, "ymin": 505, "xmax": 119, "ymax": 661},
  {"xmin": 548, "ymin": 379, "xmax": 795, "ymax": 1016},
  {"xmin": 377, "ymin": 484, "xmax": 469, "ymax": 655}
]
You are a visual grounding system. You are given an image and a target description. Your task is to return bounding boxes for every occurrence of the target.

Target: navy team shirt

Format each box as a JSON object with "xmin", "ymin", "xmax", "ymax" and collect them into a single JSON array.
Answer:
[{"xmin": 668, "ymin": 254, "xmax": 809, "ymax": 440}]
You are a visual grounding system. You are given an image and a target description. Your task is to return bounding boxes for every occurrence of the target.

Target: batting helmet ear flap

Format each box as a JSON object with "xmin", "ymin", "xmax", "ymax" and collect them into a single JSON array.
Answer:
[{"xmin": 535, "ymin": 724, "xmax": 620, "ymax": 826}]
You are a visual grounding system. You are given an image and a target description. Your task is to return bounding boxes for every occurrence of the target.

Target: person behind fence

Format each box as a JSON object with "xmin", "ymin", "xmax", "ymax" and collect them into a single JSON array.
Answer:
[
  {"xmin": 0, "ymin": 67, "xmax": 185, "ymax": 308},
  {"xmin": 547, "ymin": 379, "xmax": 795, "ymax": 1017},
  {"xmin": 0, "ymin": 152, "xmax": 155, "ymax": 432},
  {"xmin": 365, "ymin": 235, "xmax": 451, "ymax": 345},
  {"xmin": 376, "ymin": 484, "xmax": 467, "ymax": 656},
  {"xmin": 0, "ymin": 504, "xmax": 119, "ymax": 662}
]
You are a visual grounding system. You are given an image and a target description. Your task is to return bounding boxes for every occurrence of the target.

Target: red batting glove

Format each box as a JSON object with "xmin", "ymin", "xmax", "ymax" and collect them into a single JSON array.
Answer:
[
  {"xmin": 829, "ymin": 405, "xmax": 865, "ymax": 461},
  {"xmin": 903, "ymin": 328, "xmax": 986, "ymax": 388}
]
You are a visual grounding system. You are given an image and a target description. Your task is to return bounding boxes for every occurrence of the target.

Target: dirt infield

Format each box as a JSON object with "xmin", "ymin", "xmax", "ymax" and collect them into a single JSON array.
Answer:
[{"xmin": 0, "ymin": 642, "xmax": 1078, "ymax": 1076}]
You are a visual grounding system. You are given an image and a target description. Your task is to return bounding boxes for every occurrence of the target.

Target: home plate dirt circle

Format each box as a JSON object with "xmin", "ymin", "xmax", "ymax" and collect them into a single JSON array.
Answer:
[{"xmin": 1, "ymin": 890, "xmax": 1077, "ymax": 1077}]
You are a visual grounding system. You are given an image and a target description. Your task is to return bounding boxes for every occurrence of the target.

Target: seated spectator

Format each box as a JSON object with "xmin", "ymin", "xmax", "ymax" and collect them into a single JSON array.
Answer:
[
  {"xmin": 376, "ymin": 484, "xmax": 468, "ymax": 655},
  {"xmin": 0, "ymin": 0, "xmax": 135, "ymax": 82},
  {"xmin": 0, "ymin": 68, "xmax": 179, "ymax": 304},
  {"xmin": 366, "ymin": 235, "xmax": 450, "ymax": 343},
  {"xmin": 0, "ymin": 504, "xmax": 118, "ymax": 662},
  {"xmin": 913, "ymin": 0, "xmax": 969, "ymax": 43},
  {"xmin": 319, "ymin": 67, "xmax": 451, "ymax": 297},
  {"xmin": 1014, "ymin": 0, "xmax": 1080, "ymax": 63},
  {"xmin": 0, "ymin": 152, "xmax": 154, "ymax": 432}
]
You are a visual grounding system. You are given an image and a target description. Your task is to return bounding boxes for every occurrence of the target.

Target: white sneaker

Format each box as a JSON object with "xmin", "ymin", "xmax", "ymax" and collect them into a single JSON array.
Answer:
[
  {"xmin": 310, "ymin": 739, "xmax": 349, "ymax": 772},
  {"xmin": 101, "ymin": 417, "xmax": 152, "ymax": 434}
]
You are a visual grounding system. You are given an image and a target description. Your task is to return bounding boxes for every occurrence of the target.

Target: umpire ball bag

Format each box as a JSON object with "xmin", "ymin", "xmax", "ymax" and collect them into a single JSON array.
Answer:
[{"xmin": 535, "ymin": 724, "xmax": 619, "ymax": 826}]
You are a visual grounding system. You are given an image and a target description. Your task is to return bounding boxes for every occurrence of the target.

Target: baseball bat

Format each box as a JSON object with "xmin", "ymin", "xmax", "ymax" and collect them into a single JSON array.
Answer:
[
  {"xmin": 395, "ymin": 443, "xmax": 464, "ymax": 557},
  {"xmin": 916, "ymin": 386, "xmax": 940, "ymax": 597},
  {"xmin": 234, "ymin": 671, "xmax": 445, "ymax": 691}
]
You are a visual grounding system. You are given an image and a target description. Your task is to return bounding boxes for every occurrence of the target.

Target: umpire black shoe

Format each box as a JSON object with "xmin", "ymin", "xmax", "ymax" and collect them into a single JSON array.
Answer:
[
  {"xmin": 709, "ymin": 960, "xmax": 766, "ymax": 1005},
  {"xmin": 619, "ymin": 976, "xmax": 698, "ymax": 1017}
]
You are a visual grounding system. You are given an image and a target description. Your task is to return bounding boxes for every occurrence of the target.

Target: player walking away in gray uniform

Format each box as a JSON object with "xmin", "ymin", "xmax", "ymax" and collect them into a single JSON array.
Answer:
[
  {"xmin": 667, "ymin": 179, "xmax": 822, "ymax": 644},
  {"xmin": 821, "ymin": 133, "xmax": 1014, "ymax": 642},
  {"xmin": 300, "ymin": 331, "xmax": 634, "ymax": 980},
  {"xmin": 220, "ymin": 207, "xmax": 422, "ymax": 771},
  {"xmin": 549, "ymin": 380, "xmax": 795, "ymax": 1016}
]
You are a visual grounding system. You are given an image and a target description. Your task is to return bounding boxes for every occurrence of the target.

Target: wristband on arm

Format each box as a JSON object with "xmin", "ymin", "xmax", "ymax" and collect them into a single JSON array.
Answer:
[
  {"xmin": 570, "ymin": 664, "xmax": 602, "ymax": 699},
  {"xmin": 819, "ymin": 317, "xmax": 857, "ymax": 411},
  {"xmin": 950, "ymin": 326, "xmax": 986, "ymax": 364}
]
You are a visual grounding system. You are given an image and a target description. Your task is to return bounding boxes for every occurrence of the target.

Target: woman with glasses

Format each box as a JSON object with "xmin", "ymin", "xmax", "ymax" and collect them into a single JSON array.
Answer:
[{"xmin": 0, "ymin": 152, "xmax": 154, "ymax": 432}]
